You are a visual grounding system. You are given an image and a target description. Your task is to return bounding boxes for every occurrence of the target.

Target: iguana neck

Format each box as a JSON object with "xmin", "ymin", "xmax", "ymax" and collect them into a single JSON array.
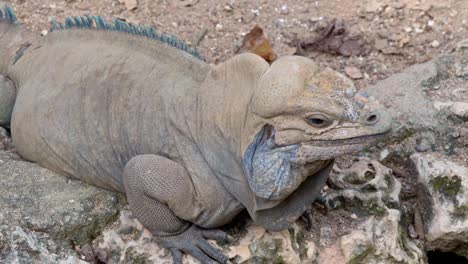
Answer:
[
  {"xmin": 0, "ymin": 22, "xmax": 37, "ymax": 76},
  {"xmin": 195, "ymin": 53, "xmax": 269, "ymax": 161}
]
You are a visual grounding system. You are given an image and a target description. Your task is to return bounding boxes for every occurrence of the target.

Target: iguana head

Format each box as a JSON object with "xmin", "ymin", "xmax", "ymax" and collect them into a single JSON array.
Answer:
[{"xmin": 243, "ymin": 56, "xmax": 392, "ymax": 201}]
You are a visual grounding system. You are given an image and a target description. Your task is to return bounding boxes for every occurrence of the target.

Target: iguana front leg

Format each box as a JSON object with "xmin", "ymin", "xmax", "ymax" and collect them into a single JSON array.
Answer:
[
  {"xmin": 0, "ymin": 75, "xmax": 16, "ymax": 126},
  {"xmin": 254, "ymin": 161, "xmax": 334, "ymax": 231},
  {"xmin": 123, "ymin": 155, "xmax": 230, "ymax": 264}
]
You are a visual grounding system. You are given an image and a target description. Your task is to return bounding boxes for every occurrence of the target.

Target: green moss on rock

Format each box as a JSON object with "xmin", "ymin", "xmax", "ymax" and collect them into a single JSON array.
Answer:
[{"xmin": 430, "ymin": 176, "xmax": 462, "ymax": 199}]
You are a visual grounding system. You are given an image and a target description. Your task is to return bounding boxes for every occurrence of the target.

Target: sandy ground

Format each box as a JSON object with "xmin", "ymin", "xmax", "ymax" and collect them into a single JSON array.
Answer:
[{"xmin": 3, "ymin": 0, "xmax": 468, "ymax": 89}]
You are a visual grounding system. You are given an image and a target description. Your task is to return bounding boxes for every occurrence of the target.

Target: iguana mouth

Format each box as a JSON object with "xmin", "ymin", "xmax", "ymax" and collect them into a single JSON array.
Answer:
[{"xmin": 304, "ymin": 130, "xmax": 391, "ymax": 147}]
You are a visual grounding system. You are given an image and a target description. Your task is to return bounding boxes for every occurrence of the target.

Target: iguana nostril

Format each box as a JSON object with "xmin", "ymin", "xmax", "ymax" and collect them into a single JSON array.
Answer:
[{"xmin": 366, "ymin": 113, "xmax": 379, "ymax": 124}]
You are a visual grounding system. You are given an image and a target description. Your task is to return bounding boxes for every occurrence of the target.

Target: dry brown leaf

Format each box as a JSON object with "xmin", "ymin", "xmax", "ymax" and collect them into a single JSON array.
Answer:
[
  {"xmin": 299, "ymin": 18, "xmax": 366, "ymax": 57},
  {"xmin": 239, "ymin": 25, "xmax": 277, "ymax": 63}
]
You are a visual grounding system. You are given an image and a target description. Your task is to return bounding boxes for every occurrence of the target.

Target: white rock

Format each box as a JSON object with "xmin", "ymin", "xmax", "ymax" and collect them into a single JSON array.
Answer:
[
  {"xmin": 379, "ymin": 148, "xmax": 390, "ymax": 161},
  {"xmin": 449, "ymin": 102, "xmax": 468, "ymax": 118},
  {"xmin": 344, "ymin": 66, "xmax": 363, "ymax": 79},
  {"xmin": 118, "ymin": 0, "xmax": 138, "ymax": 11},
  {"xmin": 318, "ymin": 210, "xmax": 425, "ymax": 264},
  {"xmin": 431, "ymin": 40, "xmax": 440, "ymax": 48},
  {"xmin": 411, "ymin": 153, "xmax": 468, "ymax": 258}
]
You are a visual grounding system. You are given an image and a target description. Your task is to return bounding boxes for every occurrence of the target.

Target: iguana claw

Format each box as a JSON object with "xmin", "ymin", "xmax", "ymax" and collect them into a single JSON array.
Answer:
[
  {"xmin": 158, "ymin": 225, "xmax": 232, "ymax": 264},
  {"xmin": 301, "ymin": 195, "xmax": 328, "ymax": 230}
]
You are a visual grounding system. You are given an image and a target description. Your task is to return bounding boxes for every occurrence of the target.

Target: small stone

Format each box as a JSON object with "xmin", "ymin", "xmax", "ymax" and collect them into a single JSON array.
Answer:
[
  {"xmin": 374, "ymin": 39, "xmax": 388, "ymax": 51},
  {"xmin": 350, "ymin": 213, "xmax": 358, "ymax": 219},
  {"xmin": 275, "ymin": 18, "xmax": 286, "ymax": 27},
  {"xmin": 344, "ymin": 66, "xmax": 363, "ymax": 79},
  {"xmin": 379, "ymin": 149, "xmax": 389, "ymax": 161},
  {"xmin": 408, "ymin": 224, "xmax": 418, "ymax": 239},
  {"xmin": 49, "ymin": 3, "xmax": 57, "ymax": 9},
  {"xmin": 365, "ymin": 1, "xmax": 386, "ymax": 13},
  {"xmin": 415, "ymin": 137, "xmax": 432, "ymax": 152},
  {"xmin": 431, "ymin": 40, "xmax": 440, "ymax": 48},
  {"xmin": 306, "ymin": 241, "xmax": 317, "ymax": 261},
  {"xmin": 456, "ymin": 39, "xmax": 468, "ymax": 50},
  {"xmin": 242, "ymin": 13, "xmax": 256, "ymax": 23},
  {"xmin": 404, "ymin": 27, "xmax": 412, "ymax": 33},
  {"xmin": 399, "ymin": 36, "xmax": 410, "ymax": 47},
  {"xmin": 119, "ymin": 0, "xmax": 138, "ymax": 11},
  {"xmin": 41, "ymin": 30, "xmax": 48, "ymax": 36},
  {"xmin": 279, "ymin": 4, "xmax": 289, "ymax": 15},
  {"xmin": 449, "ymin": 102, "xmax": 468, "ymax": 119},
  {"xmin": 390, "ymin": 2, "xmax": 406, "ymax": 9},
  {"xmin": 223, "ymin": 4, "xmax": 233, "ymax": 12}
]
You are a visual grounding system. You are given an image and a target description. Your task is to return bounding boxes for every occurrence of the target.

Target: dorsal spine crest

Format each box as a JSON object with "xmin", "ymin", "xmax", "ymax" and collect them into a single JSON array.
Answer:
[
  {"xmin": 0, "ymin": 4, "xmax": 18, "ymax": 24},
  {"xmin": 50, "ymin": 15, "xmax": 204, "ymax": 61}
]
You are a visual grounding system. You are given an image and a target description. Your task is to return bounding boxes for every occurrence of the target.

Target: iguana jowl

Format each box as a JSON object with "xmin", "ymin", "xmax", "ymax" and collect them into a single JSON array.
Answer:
[{"xmin": 0, "ymin": 6, "xmax": 392, "ymax": 264}]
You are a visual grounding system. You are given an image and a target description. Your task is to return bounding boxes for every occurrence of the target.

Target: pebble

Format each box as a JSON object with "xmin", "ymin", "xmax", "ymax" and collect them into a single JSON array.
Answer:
[
  {"xmin": 408, "ymin": 224, "xmax": 418, "ymax": 239},
  {"xmin": 374, "ymin": 39, "xmax": 388, "ymax": 51},
  {"xmin": 390, "ymin": 2, "xmax": 406, "ymax": 9},
  {"xmin": 415, "ymin": 137, "xmax": 432, "ymax": 152},
  {"xmin": 431, "ymin": 40, "xmax": 440, "ymax": 48},
  {"xmin": 449, "ymin": 102, "xmax": 468, "ymax": 119},
  {"xmin": 223, "ymin": 4, "xmax": 233, "ymax": 12},
  {"xmin": 119, "ymin": 0, "xmax": 138, "ymax": 11},
  {"xmin": 344, "ymin": 66, "xmax": 363, "ymax": 79},
  {"xmin": 280, "ymin": 4, "xmax": 289, "ymax": 15},
  {"xmin": 379, "ymin": 149, "xmax": 390, "ymax": 161},
  {"xmin": 242, "ymin": 13, "xmax": 256, "ymax": 23}
]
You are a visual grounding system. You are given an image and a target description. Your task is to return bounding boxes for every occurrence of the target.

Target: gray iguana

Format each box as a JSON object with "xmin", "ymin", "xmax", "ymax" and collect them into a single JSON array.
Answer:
[{"xmin": 0, "ymin": 5, "xmax": 392, "ymax": 264}]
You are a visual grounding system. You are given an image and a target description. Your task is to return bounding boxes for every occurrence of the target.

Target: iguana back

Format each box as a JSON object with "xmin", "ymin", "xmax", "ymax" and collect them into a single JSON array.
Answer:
[{"xmin": 8, "ymin": 26, "xmax": 209, "ymax": 192}]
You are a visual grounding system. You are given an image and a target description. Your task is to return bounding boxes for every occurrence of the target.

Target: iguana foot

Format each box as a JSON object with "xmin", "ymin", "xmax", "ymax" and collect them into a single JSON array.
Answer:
[
  {"xmin": 301, "ymin": 208, "xmax": 314, "ymax": 231},
  {"xmin": 314, "ymin": 194, "xmax": 327, "ymax": 206},
  {"xmin": 0, "ymin": 75, "xmax": 16, "ymax": 126},
  {"xmin": 158, "ymin": 225, "xmax": 233, "ymax": 264},
  {"xmin": 301, "ymin": 195, "xmax": 328, "ymax": 231}
]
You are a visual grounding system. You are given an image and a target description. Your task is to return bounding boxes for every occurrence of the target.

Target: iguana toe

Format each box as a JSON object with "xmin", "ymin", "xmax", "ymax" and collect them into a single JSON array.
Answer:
[
  {"xmin": 301, "ymin": 208, "xmax": 314, "ymax": 231},
  {"xmin": 158, "ymin": 225, "xmax": 229, "ymax": 264}
]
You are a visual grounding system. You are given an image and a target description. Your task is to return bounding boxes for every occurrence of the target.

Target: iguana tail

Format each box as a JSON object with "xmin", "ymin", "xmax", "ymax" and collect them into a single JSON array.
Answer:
[{"xmin": 0, "ymin": 5, "xmax": 33, "ymax": 126}]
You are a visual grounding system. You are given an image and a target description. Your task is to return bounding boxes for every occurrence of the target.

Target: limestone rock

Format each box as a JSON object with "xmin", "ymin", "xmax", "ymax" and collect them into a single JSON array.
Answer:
[
  {"xmin": 449, "ymin": 102, "xmax": 468, "ymax": 119},
  {"xmin": 412, "ymin": 153, "xmax": 468, "ymax": 258},
  {"xmin": 318, "ymin": 159, "xmax": 425, "ymax": 264},
  {"xmin": 366, "ymin": 59, "xmax": 439, "ymax": 134},
  {"xmin": 94, "ymin": 208, "xmax": 315, "ymax": 264},
  {"xmin": 318, "ymin": 209, "xmax": 424, "ymax": 264},
  {"xmin": 326, "ymin": 158, "xmax": 401, "ymax": 212},
  {"xmin": 0, "ymin": 157, "xmax": 122, "ymax": 246},
  {"xmin": 0, "ymin": 225, "xmax": 86, "ymax": 263}
]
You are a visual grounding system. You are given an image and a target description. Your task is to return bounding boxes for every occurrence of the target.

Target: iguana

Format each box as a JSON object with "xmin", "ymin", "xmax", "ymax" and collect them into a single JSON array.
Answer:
[{"xmin": 0, "ymin": 5, "xmax": 392, "ymax": 264}]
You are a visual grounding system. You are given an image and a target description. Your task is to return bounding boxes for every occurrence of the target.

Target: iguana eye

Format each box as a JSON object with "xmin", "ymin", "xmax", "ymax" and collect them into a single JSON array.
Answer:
[{"xmin": 306, "ymin": 114, "xmax": 331, "ymax": 128}]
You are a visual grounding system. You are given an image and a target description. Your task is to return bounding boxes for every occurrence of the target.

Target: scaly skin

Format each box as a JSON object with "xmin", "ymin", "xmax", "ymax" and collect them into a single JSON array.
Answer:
[{"xmin": 0, "ymin": 7, "xmax": 392, "ymax": 263}]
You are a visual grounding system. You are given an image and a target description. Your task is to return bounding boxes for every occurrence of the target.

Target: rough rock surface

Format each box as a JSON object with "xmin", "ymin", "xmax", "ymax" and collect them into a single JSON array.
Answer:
[
  {"xmin": 0, "ymin": 225, "xmax": 87, "ymax": 263},
  {"xmin": 0, "ymin": 133, "xmax": 123, "ymax": 263},
  {"xmin": 412, "ymin": 153, "xmax": 468, "ymax": 258},
  {"xmin": 318, "ymin": 159, "xmax": 425, "ymax": 264},
  {"xmin": 89, "ymin": 158, "xmax": 424, "ymax": 264},
  {"xmin": 94, "ymin": 209, "xmax": 318, "ymax": 263}
]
